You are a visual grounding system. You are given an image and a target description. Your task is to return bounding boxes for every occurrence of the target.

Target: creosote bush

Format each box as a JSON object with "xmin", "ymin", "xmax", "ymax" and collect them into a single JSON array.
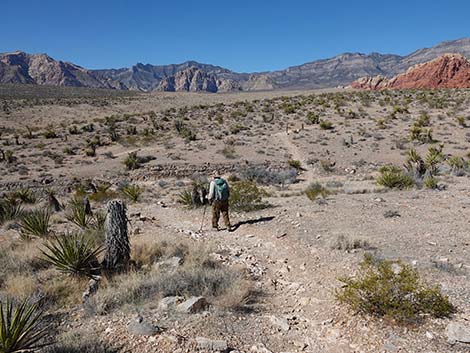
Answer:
[
  {"xmin": 229, "ymin": 180, "xmax": 269, "ymax": 212},
  {"xmin": 335, "ymin": 254, "xmax": 455, "ymax": 323}
]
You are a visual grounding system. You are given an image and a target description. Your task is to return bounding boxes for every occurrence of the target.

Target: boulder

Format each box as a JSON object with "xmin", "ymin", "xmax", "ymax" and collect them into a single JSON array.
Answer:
[{"xmin": 177, "ymin": 296, "xmax": 208, "ymax": 313}]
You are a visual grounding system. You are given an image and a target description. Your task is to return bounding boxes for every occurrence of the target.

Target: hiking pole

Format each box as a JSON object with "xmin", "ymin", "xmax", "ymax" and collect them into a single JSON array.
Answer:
[{"xmin": 199, "ymin": 204, "xmax": 208, "ymax": 233}]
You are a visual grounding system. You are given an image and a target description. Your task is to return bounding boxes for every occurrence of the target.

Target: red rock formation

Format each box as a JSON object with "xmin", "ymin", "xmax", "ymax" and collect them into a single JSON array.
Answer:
[{"xmin": 351, "ymin": 54, "xmax": 470, "ymax": 90}]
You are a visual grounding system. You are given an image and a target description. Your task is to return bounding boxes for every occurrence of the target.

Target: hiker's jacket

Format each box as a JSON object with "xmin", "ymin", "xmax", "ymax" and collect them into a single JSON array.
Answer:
[{"xmin": 208, "ymin": 178, "xmax": 230, "ymax": 201}]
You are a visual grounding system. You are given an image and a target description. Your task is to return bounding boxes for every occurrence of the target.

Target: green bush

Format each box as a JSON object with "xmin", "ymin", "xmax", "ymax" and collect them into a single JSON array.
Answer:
[
  {"xmin": 319, "ymin": 120, "xmax": 334, "ymax": 130},
  {"xmin": 0, "ymin": 298, "xmax": 50, "ymax": 353},
  {"xmin": 376, "ymin": 165, "xmax": 414, "ymax": 189},
  {"xmin": 41, "ymin": 233, "xmax": 103, "ymax": 277},
  {"xmin": 230, "ymin": 180, "xmax": 269, "ymax": 212},
  {"xmin": 288, "ymin": 159, "xmax": 302, "ymax": 170},
  {"xmin": 335, "ymin": 254, "xmax": 455, "ymax": 323},
  {"xmin": 305, "ymin": 182, "xmax": 330, "ymax": 201}
]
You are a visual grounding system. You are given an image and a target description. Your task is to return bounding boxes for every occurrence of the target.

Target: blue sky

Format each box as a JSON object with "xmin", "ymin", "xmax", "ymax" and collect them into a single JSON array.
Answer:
[{"xmin": 2, "ymin": 0, "xmax": 469, "ymax": 72}]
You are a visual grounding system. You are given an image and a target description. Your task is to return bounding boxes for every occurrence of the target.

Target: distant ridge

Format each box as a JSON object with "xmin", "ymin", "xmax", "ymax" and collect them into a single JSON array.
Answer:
[
  {"xmin": 351, "ymin": 54, "xmax": 470, "ymax": 90},
  {"xmin": 2, "ymin": 38, "xmax": 470, "ymax": 92}
]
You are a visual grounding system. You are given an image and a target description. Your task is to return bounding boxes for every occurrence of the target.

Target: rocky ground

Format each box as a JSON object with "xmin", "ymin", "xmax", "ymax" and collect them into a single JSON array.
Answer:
[{"xmin": 0, "ymin": 86, "xmax": 470, "ymax": 352}]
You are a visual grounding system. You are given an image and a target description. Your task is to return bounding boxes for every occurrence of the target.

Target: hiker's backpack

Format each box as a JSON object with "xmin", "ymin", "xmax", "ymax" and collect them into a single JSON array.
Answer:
[{"xmin": 214, "ymin": 178, "xmax": 230, "ymax": 201}]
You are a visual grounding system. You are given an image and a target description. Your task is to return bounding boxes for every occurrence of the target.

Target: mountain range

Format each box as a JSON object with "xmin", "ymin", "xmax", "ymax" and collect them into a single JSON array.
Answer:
[{"xmin": 2, "ymin": 38, "xmax": 470, "ymax": 92}]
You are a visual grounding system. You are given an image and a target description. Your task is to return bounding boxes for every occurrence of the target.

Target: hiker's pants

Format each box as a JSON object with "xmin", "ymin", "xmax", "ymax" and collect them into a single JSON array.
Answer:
[{"xmin": 212, "ymin": 200, "xmax": 231, "ymax": 228}]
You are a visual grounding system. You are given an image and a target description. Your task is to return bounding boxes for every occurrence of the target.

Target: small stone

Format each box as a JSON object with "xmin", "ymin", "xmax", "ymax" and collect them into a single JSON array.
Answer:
[
  {"xmin": 127, "ymin": 315, "xmax": 160, "ymax": 336},
  {"xmin": 177, "ymin": 296, "xmax": 208, "ymax": 313},
  {"xmin": 425, "ymin": 331, "xmax": 434, "ymax": 340},
  {"xmin": 196, "ymin": 337, "xmax": 228, "ymax": 351},
  {"xmin": 270, "ymin": 315, "xmax": 290, "ymax": 331}
]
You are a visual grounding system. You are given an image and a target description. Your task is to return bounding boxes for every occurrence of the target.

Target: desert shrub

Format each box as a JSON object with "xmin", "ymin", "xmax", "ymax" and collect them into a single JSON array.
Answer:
[
  {"xmin": 84, "ymin": 145, "xmax": 96, "ymax": 157},
  {"xmin": 0, "ymin": 198, "xmax": 23, "ymax": 225},
  {"xmin": 230, "ymin": 180, "xmax": 269, "ymax": 212},
  {"xmin": 119, "ymin": 184, "xmax": 143, "ymax": 202},
  {"xmin": 44, "ymin": 329, "xmax": 119, "ymax": 353},
  {"xmin": 96, "ymin": 243, "xmax": 251, "ymax": 313},
  {"xmin": 456, "ymin": 116, "xmax": 466, "ymax": 127},
  {"xmin": 424, "ymin": 176, "xmax": 439, "ymax": 189},
  {"xmin": 447, "ymin": 155, "xmax": 468, "ymax": 175},
  {"xmin": 178, "ymin": 189, "xmax": 195, "ymax": 207},
  {"xmin": 306, "ymin": 111, "xmax": 320, "ymax": 124},
  {"xmin": 409, "ymin": 126, "xmax": 434, "ymax": 143},
  {"xmin": 288, "ymin": 159, "xmax": 302, "ymax": 170},
  {"xmin": 221, "ymin": 145, "xmax": 237, "ymax": 159},
  {"xmin": 332, "ymin": 235, "xmax": 370, "ymax": 251},
  {"xmin": 8, "ymin": 188, "xmax": 37, "ymax": 204},
  {"xmin": 65, "ymin": 199, "xmax": 92, "ymax": 229},
  {"xmin": 404, "ymin": 149, "xmax": 426, "ymax": 179},
  {"xmin": 19, "ymin": 210, "xmax": 51, "ymax": 239},
  {"xmin": 376, "ymin": 165, "xmax": 414, "ymax": 189},
  {"xmin": 424, "ymin": 145, "xmax": 443, "ymax": 176},
  {"xmin": 123, "ymin": 151, "xmax": 141, "ymax": 170},
  {"xmin": 305, "ymin": 182, "xmax": 330, "ymax": 201},
  {"xmin": 41, "ymin": 233, "xmax": 102, "ymax": 277},
  {"xmin": 319, "ymin": 120, "xmax": 334, "ymax": 130},
  {"xmin": 336, "ymin": 254, "xmax": 455, "ymax": 323},
  {"xmin": 174, "ymin": 120, "xmax": 197, "ymax": 142},
  {"xmin": 240, "ymin": 167, "xmax": 297, "ymax": 185},
  {"xmin": 0, "ymin": 298, "xmax": 50, "ymax": 353},
  {"xmin": 43, "ymin": 128, "xmax": 57, "ymax": 139}
]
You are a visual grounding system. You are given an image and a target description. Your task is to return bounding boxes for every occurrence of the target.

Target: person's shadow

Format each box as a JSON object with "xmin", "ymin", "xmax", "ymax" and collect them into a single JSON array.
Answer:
[{"xmin": 230, "ymin": 216, "xmax": 275, "ymax": 232}]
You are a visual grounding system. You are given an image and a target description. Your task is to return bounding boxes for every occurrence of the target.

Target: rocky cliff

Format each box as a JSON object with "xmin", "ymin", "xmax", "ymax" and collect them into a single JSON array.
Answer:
[{"xmin": 351, "ymin": 54, "xmax": 470, "ymax": 90}]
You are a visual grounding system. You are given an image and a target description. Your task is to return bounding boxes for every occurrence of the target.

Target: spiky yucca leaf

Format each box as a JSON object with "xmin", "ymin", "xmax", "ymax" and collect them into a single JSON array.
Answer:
[
  {"xmin": 0, "ymin": 199, "xmax": 24, "ymax": 225},
  {"xmin": 65, "ymin": 200, "xmax": 92, "ymax": 229},
  {"xmin": 120, "ymin": 184, "xmax": 143, "ymax": 202},
  {"xmin": 178, "ymin": 189, "xmax": 194, "ymax": 206},
  {"xmin": 41, "ymin": 233, "xmax": 103, "ymax": 277},
  {"xmin": 0, "ymin": 299, "xmax": 50, "ymax": 353},
  {"xmin": 19, "ymin": 210, "xmax": 50, "ymax": 238}
]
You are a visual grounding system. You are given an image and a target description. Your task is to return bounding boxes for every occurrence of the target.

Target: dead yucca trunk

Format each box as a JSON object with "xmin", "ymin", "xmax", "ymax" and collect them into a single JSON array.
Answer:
[{"xmin": 103, "ymin": 200, "xmax": 130, "ymax": 273}]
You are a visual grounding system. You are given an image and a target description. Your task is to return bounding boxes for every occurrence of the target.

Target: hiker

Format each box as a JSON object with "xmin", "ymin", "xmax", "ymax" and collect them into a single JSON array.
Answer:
[{"xmin": 208, "ymin": 170, "xmax": 232, "ymax": 231}]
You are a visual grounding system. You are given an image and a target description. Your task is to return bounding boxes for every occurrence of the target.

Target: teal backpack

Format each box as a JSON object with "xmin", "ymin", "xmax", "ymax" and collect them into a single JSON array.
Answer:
[{"xmin": 214, "ymin": 178, "xmax": 230, "ymax": 201}]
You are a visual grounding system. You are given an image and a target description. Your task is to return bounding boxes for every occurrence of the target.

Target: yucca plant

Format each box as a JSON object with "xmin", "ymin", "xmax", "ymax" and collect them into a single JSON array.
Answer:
[
  {"xmin": 0, "ymin": 199, "xmax": 23, "ymax": 225},
  {"xmin": 41, "ymin": 233, "xmax": 103, "ymax": 277},
  {"xmin": 8, "ymin": 188, "xmax": 37, "ymax": 204},
  {"xmin": 0, "ymin": 299, "xmax": 50, "ymax": 353},
  {"xmin": 120, "ymin": 184, "xmax": 143, "ymax": 202},
  {"xmin": 178, "ymin": 189, "xmax": 194, "ymax": 206},
  {"xmin": 66, "ymin": 199, "xmax": 92, "ymax": 229},
  {"xmin": 123, "ymin": 151, "xmax": 141, "ymax": 170},
  {"xmin": 19, "ymin": 210, "xmax": 50, "ymax": 238}
]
